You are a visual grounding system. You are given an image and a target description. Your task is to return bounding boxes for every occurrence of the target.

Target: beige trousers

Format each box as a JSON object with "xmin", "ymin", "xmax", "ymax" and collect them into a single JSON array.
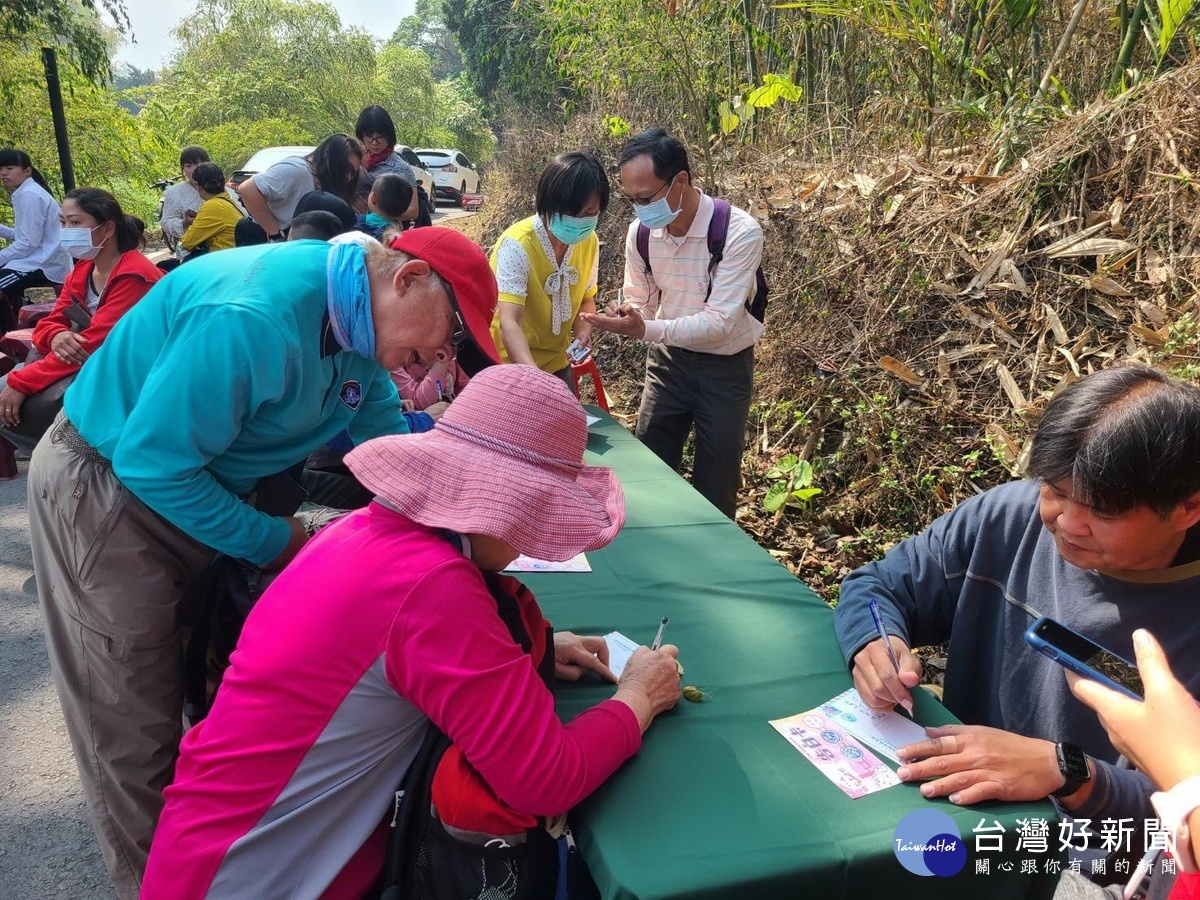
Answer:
[{"xmin": 28, "ymin": 421, "xmax": 212, "ymax": 899}]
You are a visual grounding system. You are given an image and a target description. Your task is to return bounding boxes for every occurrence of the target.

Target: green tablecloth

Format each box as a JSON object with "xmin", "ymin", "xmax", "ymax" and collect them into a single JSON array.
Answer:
[{"xmin": 523, "ymin": 410, "xmax": 1062, "ymax": 900}]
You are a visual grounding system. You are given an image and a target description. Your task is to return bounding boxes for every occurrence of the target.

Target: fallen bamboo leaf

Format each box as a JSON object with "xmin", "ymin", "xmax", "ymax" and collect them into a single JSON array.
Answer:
[
  {"xmin": 819, "ymin": 202, "xmax": 852, "ymax": 219},
  {"xmin": 997, "ymin": 260, "xmax": 1029, "ymax": 294},
  {"xmin": 797, "ymin": 174, "xmax": 825, "ymax": 200},
  {"xmin": 1036, "ymin": 222, "xmax": 1111, "ymax": 256},
  {"xmin": 1130, "ymin": 324, "xmax": 1168, "ymax": 345},
  {"xmin": 1139, "ymin": 302, "xmax": 1168, "ymax": 328},
  {"xmin": 877, "ymin": 355, "xmax": 924, "ymax": 386},
  {"xmin": 995, "ymin": 363, "xmax": 1028, "ymax": 410},
  {"xmin": 875, "ymin": 168, "xmax": 910, "ymax": 195},
  {"xmin": 1087, "ymin": 275, "xmax": 1133, "ymax": 297},
  {"xmin": 1056, "ymin": 346, "xmax": 1082, "ymax": 375},
  {"xmin": 961, "ymin": 174, "xmax": 1005, "ymax": 184},
  {"xmin": 851, "ymin": 173, "xmax": 876, "ymax": 197},
  {"xmin": 944, "ymin": 343, "xmax": 998, "ymax": 363},
  {"xmin": 882, "ymin": 193, "xmax": 906, "ymax": 224},
  {"xmin": 1144, "ymin": 247, "xmax": 1170, "ymax": 284},
  {"xmin": 1043, "ymin": 305, "xmax": 1069, "ymax": 344},
  {"xmin": 963, "ymin": 233, "xmax": 1016, "ymax": 298},
  {"xmin": 1046, "ymin": 237, "xmax": 1135, "ymax": 259},
  {"xmin": 1090, "ymin": 298, "xmax": 1124, "ymax": 320}
]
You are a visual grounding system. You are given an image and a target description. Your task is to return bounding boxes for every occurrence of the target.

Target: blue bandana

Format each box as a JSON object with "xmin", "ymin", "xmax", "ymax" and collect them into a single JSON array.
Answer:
[{"xmin": 326, "ymin": 241, "xmax": 374, "ymax": 360}]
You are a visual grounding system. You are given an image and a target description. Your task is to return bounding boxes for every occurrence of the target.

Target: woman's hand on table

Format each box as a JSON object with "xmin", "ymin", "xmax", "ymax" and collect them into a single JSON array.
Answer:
[
  {"xmin": 50, "ymin": 331, "xmax": 90, "ymax": 365},
  {"xmin": 614, "ymin": 644, "xmax": 682, "ymax": 733},
  {"xmin": 554, "ymin": 631, "xmax": 615, "ymax": 683}
]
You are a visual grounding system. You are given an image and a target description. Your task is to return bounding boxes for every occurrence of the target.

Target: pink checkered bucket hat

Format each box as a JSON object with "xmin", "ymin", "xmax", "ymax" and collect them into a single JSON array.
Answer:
[{"xmin": 345, "ymin": 365, "xmax": 625, "ymax": 560}]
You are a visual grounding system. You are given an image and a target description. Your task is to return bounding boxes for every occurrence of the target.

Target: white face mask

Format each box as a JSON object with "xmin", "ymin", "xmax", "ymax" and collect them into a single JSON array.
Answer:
[{"xmin": 61, "ymin": 225, "xmax": 104, "ymax": 260}]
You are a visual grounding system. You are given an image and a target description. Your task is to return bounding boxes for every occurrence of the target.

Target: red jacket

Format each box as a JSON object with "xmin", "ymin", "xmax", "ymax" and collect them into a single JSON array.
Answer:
[{"xmin": 7, "ymin": 249, "xmax": 161, "ymax": 395}]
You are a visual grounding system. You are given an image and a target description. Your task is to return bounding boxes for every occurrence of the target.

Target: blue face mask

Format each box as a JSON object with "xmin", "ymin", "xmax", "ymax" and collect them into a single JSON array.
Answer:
[
  {"xmin": 632, "ymin": 177, "xmax": 681, "ymax": 230},
  {"xmin": 548, "ymin": 213, "xmax": 598, "ymax": 245}
]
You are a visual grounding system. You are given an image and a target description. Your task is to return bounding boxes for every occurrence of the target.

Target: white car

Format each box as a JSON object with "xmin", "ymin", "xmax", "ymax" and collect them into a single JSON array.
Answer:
[
  {"xmin": 416, "ymin": 148, "xmax": 480, "ymax": 205},
  {"xmin": 395, "ymin": 145, "xmax": 436, "ymax": 199},
  {"xmin": 227, "ymin": 146, "xmax": 315, "ymax": 189}
]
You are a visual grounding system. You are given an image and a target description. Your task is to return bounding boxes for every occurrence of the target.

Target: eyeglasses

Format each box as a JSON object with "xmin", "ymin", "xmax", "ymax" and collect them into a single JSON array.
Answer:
[
  {"xmin": 623, "ymin": 175, "xmax": 675, "ymax": 207},
  {"xmin": 434, "ymin": 272, "xmax": 469, "ymax": 347}
]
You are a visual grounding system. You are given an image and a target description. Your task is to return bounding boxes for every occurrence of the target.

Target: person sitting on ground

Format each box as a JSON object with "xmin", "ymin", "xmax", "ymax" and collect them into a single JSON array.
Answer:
[
  {"xmin": 356, "ymin": 173, "xmax": 417, "ymax": 240},
  {"xmin": 27, "ymin": 226, "xmax": 501, "ymax": 898},
  {"xmin": 287, "ymin": 210, "xmax": 347, "ymax": 242},
  {"xmin": 160, "ymin": 146, "xmax": 205, "ymax": 245},
  {"xmin": 291, "ymin": 190, "xmax": 356, "ymax": 236},
  {"xmin": 834, "ymin": 365, "xmax": 1200, "ymax": 869},
  {"xmin": 234, "ymin": 218, "xmax": 268, "ymax": 247},
  {"xmin": 355, "ymin": 104, "xmax": 433, "ymax": 228},
  {"xmin": 141, "ymin": 364, "xmax": 682, "ymax": 898},
  {"xmin": 0, "ymin": 148, "xmax": 72, "ymax": 332},
  {"xmin": 178, "ymin": 163, "xmax": 242, "ymax": 259},
  {"xmin": 0, "ymin": 188, "xmax": 159, "ymax": 444},
  {"xmin": 489, "ymin": 151, "xmax": 607, "ymax": 391},
  {"xmin": 1052, "ymin": 629, "xmax": 1200, "ymax": 900},
  {"xmin": 237, "ymin": 134, "xmax": 361, "ymax": 240}
]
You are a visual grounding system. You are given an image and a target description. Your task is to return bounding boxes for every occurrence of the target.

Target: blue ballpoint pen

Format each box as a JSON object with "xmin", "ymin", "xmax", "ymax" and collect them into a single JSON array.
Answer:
[{"xmin": 869, "ymin": 598, "xmax": 914, "ymax": 716}]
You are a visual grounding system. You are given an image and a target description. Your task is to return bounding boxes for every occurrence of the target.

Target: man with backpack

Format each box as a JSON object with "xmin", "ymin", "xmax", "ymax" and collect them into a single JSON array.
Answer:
[{"xmin": 583, "ymin": 128, "xmax": 765, "ymax": 518}]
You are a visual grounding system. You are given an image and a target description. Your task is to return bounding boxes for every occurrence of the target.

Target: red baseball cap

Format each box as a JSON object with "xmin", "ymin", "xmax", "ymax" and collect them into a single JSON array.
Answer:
[{"xmin": 389, "ymin": 227, "xmax": 500, "ymax": 375}]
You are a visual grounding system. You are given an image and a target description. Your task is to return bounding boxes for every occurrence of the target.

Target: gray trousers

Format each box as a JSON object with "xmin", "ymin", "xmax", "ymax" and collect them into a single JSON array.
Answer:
[
  {"xmin": 635, "ymin": 344, "xmax": 754, "ymax": 518},
  {"xmin": 28, "ymin": 419, "xmax": 212, "ymax": 899}
]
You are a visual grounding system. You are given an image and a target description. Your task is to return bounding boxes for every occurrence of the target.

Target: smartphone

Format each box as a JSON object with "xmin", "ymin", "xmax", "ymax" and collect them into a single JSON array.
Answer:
[
  {"xmin": 64, "ymin": 302, "xmax": 92, "ymax": 330},
  {"xmin": 1024, "ymin": 617, "xmax": 1142, "ymax": 700},
  {"xmin": 566, "ymin": 339, "xmax": 591, "ymax": 365}
]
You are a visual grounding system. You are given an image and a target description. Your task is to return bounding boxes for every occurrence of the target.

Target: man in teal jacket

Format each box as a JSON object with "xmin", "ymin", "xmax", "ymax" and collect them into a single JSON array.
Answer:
[{"xmin": 26, "ymin": 227, "xmax": 500, "ymax": 899}]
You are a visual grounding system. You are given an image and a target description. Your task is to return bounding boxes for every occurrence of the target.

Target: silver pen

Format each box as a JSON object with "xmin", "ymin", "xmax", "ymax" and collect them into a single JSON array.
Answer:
[{"xmin": 650, "ymin": 616, "xmax": 668, "ymax": 651}]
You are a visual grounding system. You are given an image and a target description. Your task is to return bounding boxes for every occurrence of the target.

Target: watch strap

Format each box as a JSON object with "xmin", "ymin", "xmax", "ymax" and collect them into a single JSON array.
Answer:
[{"xmin": 1053, "ymin": 742, "xmax": 1092, "ymax": 798}]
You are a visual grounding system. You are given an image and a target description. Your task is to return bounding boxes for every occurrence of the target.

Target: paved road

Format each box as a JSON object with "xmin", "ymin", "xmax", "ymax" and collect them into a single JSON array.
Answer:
[
  {"xmin": 0, "ymin": 462, "xmax": 114, "ymax": 898},
  {"xmin": 0, "ymin": 207, "xmax": 477, "ymax": 897}
]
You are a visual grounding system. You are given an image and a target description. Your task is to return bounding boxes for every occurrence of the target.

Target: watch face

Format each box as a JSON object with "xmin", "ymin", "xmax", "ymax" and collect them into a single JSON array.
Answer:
[{"xmin": 1059, "ymin": 743, "xmax": 1090, "ymax": 781}]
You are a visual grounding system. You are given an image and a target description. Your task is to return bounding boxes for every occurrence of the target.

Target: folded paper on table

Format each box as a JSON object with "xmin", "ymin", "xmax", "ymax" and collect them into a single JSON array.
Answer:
[
  {"xmin": 603, "ymin": 631, "xmax": 638, "ymax": 679},
  {"xmin": 503, "ymin": 553, "xmax": 591, "ymax": 573},
  {"xmin": 770, "ymin": 708, "xmax": 901, "ymax": 798},
  {"xmin": 818, "ymin": 688, "xmax": 928, "ymax": 763}
]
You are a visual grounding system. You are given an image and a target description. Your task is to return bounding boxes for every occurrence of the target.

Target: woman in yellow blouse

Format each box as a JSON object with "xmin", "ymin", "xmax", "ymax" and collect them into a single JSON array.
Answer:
[
  {"xmin": 180, "ymin": 163, "xmax": 243, "ymax": 258},
  {"xmin": 489, "ymin": 152, "xmax": 608, "ymax": 387}
]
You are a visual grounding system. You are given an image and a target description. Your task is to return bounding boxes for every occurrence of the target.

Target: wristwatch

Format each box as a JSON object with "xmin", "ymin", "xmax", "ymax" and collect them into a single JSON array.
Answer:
[
  {"xmin": 1151, "ymin": 775, "xmax": 1200, "ymax": 873},
  {"xmin": 1053, "ymin": 742, "xmax": 1092, "ymax": 797}
]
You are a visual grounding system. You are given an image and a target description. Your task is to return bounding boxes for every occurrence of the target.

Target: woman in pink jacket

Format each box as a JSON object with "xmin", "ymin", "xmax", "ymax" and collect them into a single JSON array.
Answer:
[{"xmin": 143, "ymin": 364, "xmax": 682, "ymax": 899}]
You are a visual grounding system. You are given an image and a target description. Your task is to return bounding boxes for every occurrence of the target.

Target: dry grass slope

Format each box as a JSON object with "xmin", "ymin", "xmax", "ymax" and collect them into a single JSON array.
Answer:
[{"xmin": 471, "ymin": 68, "xmax": 1200, "ymax": 600}]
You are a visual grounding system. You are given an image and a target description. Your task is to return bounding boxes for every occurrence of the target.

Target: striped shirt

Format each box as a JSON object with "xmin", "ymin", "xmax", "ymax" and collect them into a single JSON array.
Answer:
[{"xmin": 622, "ymin": 192, "xmax": 764, "ymax": 355}]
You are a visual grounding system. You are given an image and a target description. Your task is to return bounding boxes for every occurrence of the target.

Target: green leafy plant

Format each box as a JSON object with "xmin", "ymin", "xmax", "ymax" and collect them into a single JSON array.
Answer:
[
  {"xmin": 603, "ymin": 115, "xmax": 630, "ymax": 138},
  {"xmin": 763, "ymin": 455, "xmax": 823, "ymax": 513}
]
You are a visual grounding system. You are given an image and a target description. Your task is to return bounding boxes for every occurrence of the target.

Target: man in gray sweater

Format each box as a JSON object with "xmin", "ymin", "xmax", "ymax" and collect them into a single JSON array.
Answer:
[{"xmin": 834, "ymin": 365, "xmax": 1200, "ymax": 831}]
